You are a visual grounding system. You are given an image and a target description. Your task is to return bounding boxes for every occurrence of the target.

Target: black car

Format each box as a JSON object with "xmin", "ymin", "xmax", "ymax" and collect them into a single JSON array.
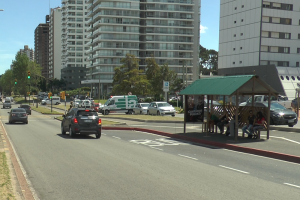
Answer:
[
  {"xmin": 8, "ymin": 108, "xmax": 28, "ymax": 124},
  {"xmin": 19, "ymin": 105, "xmax": 31, "ymax": 115},
  {"xmin": 61, "ymin": 108, "xmax": 101, "ymax": 139},
  {"xmin": 246, "ymin": 102, "xmax": 297, "ymax": 127}
]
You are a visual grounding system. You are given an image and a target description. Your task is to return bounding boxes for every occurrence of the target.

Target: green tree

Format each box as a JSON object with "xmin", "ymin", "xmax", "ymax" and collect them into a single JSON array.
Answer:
[
  {"xmin": 0, "ymin": 69, "xmax": 14, "ymax": 95},
  {"xmin": 112, "ymin": 54, "xmax": 149, "ymax": 95},
  {"xmin": 11, "ymin": 53, "xmax": 42, "ymax": 96},
  {"xmin": 199, "ymin": 45, "xmax": 218, "ymax": 75}
]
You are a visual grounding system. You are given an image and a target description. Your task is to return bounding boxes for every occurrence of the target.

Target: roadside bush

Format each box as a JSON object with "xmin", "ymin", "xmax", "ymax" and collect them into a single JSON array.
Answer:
[{"xmin": 169, "ymin": 100, "xmax": 183, "ymax": 108}]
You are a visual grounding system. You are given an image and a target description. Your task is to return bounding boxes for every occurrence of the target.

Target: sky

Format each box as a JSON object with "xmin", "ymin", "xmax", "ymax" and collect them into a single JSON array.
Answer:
[{"xmin": 0, "ymin": 0, "xmax": 220, "ymax": 75}]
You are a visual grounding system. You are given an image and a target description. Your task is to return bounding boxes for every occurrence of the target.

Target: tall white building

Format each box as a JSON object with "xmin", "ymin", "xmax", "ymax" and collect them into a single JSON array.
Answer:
[
  {"xmin": 49, "ymin": 7, "xmax": 62, "ymax": 79},
  {"xmin": 19, "ymin": 45, "xmax": 34, "ymax": 61},
  {"xmin": 61, "ymin": 0, "xmax": 89, "ymax": 90},
  {"xmin": 84, "ymin": 0, "xmax": 200, "ymax": 95},
  {"xmin": 219, "ymin": 0, "xmax": 300, "ymax": 98}
]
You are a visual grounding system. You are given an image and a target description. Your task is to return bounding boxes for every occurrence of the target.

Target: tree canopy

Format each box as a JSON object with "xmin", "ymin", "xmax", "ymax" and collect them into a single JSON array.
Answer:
[{"xmin": 199, "ymin": 45, "xmax": 218, "ymax": 75}]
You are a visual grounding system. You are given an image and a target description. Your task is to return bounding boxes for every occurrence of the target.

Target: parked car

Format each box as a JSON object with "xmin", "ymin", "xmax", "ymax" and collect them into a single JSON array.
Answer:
[
  {"xmin": 245, "ymin": 102, "xmax": 297, "ymax": 127},
  {"xmin": 133, "ymin": 103, "xmax": 150, "ymax": 114},
  {"xmin": 3, "ymin": 99, "xmax": 11, "ymax": 109},
  {"xmin": 19, "ymin": 105, "xmax": 31, "ymax": 115},
  {"xmin": 41, "ymin": 97, "xmax": 60, "ymax": 105},
  {"xmin": 81, "ymin": 100, "xmax": 92, "ymax": 108},
  {"xmin": 147, "ymin": 102, "xmax": 176, "ymax": 116},
  {"xmin": 61, "ymin": 108, "xmax": 101, "ymax": 139},
  {"xmin": 169, "ymin": 97, "xmax": 178, "ymax": 102},
  {"xmin": 8, "ymin": 108, "xmax": 28, "ymax": 124}
]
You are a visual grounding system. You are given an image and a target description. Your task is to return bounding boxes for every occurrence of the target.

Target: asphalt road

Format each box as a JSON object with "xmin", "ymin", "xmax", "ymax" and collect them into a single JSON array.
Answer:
[{"xmin": 1, "ymin": 104, "xmax": 300, "ymax": 199}]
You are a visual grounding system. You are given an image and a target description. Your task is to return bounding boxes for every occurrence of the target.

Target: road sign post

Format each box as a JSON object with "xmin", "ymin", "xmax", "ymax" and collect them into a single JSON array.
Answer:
[{"xmin": 163, "ymin": 81, "xmax": 169, "ymax": 102}]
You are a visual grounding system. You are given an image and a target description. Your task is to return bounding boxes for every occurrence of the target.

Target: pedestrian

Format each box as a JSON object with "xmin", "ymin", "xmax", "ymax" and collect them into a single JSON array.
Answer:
[
  {"xmin": 251, "ymin": 111, "xmax": 265, "ymax": 138},
  {"xmin": 217, "ymin": 111, "xmax": 229, "ymax": 134},
  {"xmin": 209, "ymin": 112, "xmax": 220, "ymax": 133},
  {"xmin": 242, "ymin": 110, "xmax": 255, "ymax": 138}
]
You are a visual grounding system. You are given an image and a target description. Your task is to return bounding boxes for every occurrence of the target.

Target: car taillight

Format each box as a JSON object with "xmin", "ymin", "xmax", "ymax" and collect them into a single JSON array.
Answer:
[
  {"xmin": 98, "ymin": 118, "xmax": 102, "ymax": 125},
  {"xmin": 12, "ymin": 114, "xmax": 16, "ymax": 116},
  {"xmin": 73, "ymin": 118, "xmax": 78, "ymax": 124}
]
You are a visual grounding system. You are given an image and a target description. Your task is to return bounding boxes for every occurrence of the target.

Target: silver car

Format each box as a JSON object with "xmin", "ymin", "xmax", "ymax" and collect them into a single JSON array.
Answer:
[
  {"xmin": 3, "ymin": 99, "xmax": 11, "ymax": 109},
  {"xmin": 147, "ymin": 102, "xmax": 176, "ymax": 116},
  {"xmin": 133, "ymin": 103, "xmax": 149, "ymax": 115}
]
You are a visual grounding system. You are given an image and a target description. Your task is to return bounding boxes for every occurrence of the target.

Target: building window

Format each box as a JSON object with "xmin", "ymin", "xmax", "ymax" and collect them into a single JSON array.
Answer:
[
  {"xmin": 235, "ymin": 7, "xmax": 237, "ymax": 10},
  {"xmin": 240, "ymin": 47, "xmax": 243, "ymax": 50},
  {"xmin": 233, "ymin": 62, "xmax": 235, "ymax": 64},
  {"xmin": 297, "ymin": 48, "xmax": 300, "ymax": 53},
  {"xmin": 234, "ymin": 21, "xmax": 236, "ymax": 23},
  {"xmin": 240, "ymin": 33, "xmax": 243, "ymax": 36},
  {"xmin": 241, "ymin": 19, "xmax": 244, "ymax": 22},
  {"xmin": 297, "ymin": 62, "xmax": 300, "ymax": 67},
  {"xmin": 233, "ymin": 48, "xmax": 235, "ymax": 51},
  {"xmin": 292, "ymin": 76, "xmax": 295, "ymax": 80},
  {"xmin": 234, "ymin": 34, "xmax": 236, "ymax": 37},
  {"xmin": 298, "ymin": 34, "xmax": 300, "ymax": 39},
  {"xmin": 240, "ymin": 61, "xmax": 242, "ymax": 64},
  {"xmin": 242, "ymin": 5, "xmax": 244, "ymax": 8}
]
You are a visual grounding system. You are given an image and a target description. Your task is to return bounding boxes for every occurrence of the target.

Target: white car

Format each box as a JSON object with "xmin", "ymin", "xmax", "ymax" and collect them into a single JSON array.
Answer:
[
  {"xmin": 133, "ymin": 103, "xmax": 150, "ymax": 115},
  {"xmin": 74, "ymin": 99, "xmax": 82, "ymax": 107},
  {"xmin": 81, "ymin": 100, "xmax": 92, "ymax": 108},
  {"xmin": 147, "ymin": 102, "xmax": 176, "ymax": 116}
]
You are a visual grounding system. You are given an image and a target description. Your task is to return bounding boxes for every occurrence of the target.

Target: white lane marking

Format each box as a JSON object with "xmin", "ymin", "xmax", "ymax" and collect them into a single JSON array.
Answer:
[
  {"xmin": 223, "ymin": 149, "xmax": 300, "ymax": 166},
  {"xmin": 284, "ymin": 183, "xmax": 300, "ymax": 189},
  {"xmin": 219, "ymin": 165, "xmax": 249, "ymax": 174},
  {"xmin": 150, "ymin": 147, "xmax": 163, "ymax": 151},
  {"xmin": 260, "ymin": 135, "xmax": 300, "ymax": 145},
  {"xmin": 178, "ymin": 154, "xmax": 198, "ymax": 160},
  {"xmin": 112, "ymin": 136, "xmax": 121, "ymax": 139}
]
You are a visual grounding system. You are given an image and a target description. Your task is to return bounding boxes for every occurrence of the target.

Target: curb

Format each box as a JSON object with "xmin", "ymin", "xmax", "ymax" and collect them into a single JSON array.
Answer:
[
  {"xmin": 100, "ymin": 117, "xmax": 183, "ymax": 123},
  {"xmin": 102, "ymin": 126, "xmax": 300, "ymax": 164}
]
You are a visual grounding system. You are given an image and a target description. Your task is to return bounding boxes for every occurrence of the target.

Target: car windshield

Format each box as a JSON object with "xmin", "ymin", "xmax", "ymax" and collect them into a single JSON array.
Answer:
[
  {"xmin": 77, "ymin": 111, "xmax": 98, "ymax": 116},
  {"xmin": 21, "ymin": 105, "xmax": 29, "ymax": 108},
  {"xmin": 12, "ymin": 109, "xmax": 26, "ymax": 113},
  {"xmin": 104, "ymin": 99, "xmax": 111, "ymax": 106},
  {"xmin": 5, "ymin": 100, "xmax": 10, "ymax": 103},
  {"xmin": 157, "ymin": 103, "xmax": 171, "ymax": 107},
  {"xmin": 262, "ymin": 102, "xmax": 286, "ymax": 110},
  {"xmin": 141, "ymin": 103, "xmax": 149, "ymax": 107}
]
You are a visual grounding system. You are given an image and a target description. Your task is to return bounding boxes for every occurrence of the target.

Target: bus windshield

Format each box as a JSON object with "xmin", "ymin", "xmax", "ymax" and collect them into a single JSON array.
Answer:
[{"xmin": 104, "ymin": 99, "xmax": 111, "ymax": 106}]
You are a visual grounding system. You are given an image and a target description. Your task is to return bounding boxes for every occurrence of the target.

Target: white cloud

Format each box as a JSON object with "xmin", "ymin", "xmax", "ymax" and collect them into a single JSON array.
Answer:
[{"xmin": 200, "ymin": 25, "xmax": 208, "ymax": 34}]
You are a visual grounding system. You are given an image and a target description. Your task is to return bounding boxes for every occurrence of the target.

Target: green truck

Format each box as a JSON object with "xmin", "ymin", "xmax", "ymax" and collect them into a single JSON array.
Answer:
[{"xmin": 99, "ymin": 95, "xmax": 138, "ymax": 115}]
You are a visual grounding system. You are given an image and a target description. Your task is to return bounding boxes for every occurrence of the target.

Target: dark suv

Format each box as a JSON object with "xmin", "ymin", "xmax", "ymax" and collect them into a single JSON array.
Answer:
[
  {"xmin": 19, "ymin": 105, "xmax": 31, "ymax": 115},
  {"xmin": 61, "ymin": 108, "xmax": 101, "ymax": 139}
]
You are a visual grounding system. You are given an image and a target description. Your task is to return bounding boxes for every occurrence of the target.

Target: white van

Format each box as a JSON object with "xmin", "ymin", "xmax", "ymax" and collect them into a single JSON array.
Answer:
[{"xmin": 41, "ymin": 96, "xmax": 60, "ymax": 105}]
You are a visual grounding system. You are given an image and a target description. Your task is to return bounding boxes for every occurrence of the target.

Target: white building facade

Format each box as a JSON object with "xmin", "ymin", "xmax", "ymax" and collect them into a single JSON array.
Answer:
[
  {"xmin": 219, "ymin": 0, "xmax": 300, "ymax": 99},
  {"xmin": 85, "ymin": 0, "xmax": 200, "ymax": 95},
  {"xmin": 49, "ymin": 7, "xmax": 62, "ymax": 79},
  {"xmin": 61, "ymin": 0, "xmax": 89, "ymax": 90}
]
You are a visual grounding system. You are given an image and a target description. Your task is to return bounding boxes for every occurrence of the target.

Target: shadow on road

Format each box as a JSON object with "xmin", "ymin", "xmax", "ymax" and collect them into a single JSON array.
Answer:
[
  {"xmin": 56, "ymin": 133, "xmax": 98, "ymax": 139},
  {"xmin": 4, "ymin": 122, "xmax": 27, "ymax": 125}
]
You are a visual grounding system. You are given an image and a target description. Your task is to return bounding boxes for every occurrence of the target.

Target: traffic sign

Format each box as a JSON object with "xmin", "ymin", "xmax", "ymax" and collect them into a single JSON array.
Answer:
[{"xmin": 163, "ymin": 81, "xmax": 169, "ymax": 92}]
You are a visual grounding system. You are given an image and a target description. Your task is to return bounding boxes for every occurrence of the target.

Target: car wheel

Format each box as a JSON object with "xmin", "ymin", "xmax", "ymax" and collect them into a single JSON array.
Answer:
[
  {"xmin": 172, "ymin": 115, "xmax": 175, "ymax": 117},
  {"xmin": 128, "ymin": 110, "xmax": 133, "ymax": 114},
  {"xmin": 95, "ymin": 131, "xmax": 101, "ymax": 139},
  {"xmin": 9, "ymin": 121, "xmax": 11, "ymax": 124},
  {"xmin": 270, "ymin": 119, "xmax": 275, "ymax": 125},
  {"xmin": 25, "ymin": 121, "xmax": 28, "ymax": 124},
  {"xmin": 288, "ymin": 124, "xmax": 294, "ymax": 127},
  {"xmin": 147, "ymin": 110, "xmax": 150, "ymax": 115},
  {"xmin": 105, "ymin": 110, "xmax": 109, "ymax": 115},
  {"xmin": 157, "ymin": 111, "xmax": 161, "ymax": 116},
  {"xmin": 69, "ymin": 126, "xmax": 75, "ymax": 138},
  {"xmin": 61, "ymin": 124, "xmax": 66, "ymax": 135}
]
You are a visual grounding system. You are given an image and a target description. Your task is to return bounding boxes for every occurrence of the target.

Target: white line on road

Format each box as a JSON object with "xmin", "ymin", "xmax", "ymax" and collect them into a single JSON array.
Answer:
[
  {"xmin": 150, "ymin": 147, "xmax": 163, "ymax": 151},
  {"xmin": 219, "ymin": 165, "xmax": 249, "ymax": 174},
  {"xmin": 284, "ymin": 183, "xmax": 300, "ymax": 189},
  {"xmin": 112, "ymin": 136, "xmax": 121, "ymax": 139},
  {"xmin": 260, "ymin": 135, "xmax": 300, "ymax": 145},
  {"xmin": 178, "ymin": 154, "xmax": 198, "ymax": 160}
]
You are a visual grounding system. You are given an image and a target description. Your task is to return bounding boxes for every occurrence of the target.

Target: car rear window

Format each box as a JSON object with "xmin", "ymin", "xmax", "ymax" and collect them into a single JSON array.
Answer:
[
  {"xmin": 76, "ymin": 110, "xmax": 98, "ymax": 116},
  {"xmin": 21, "ymin": 105, "xmax": 30, "ymax": 108},
  {"xmin": 12, "ymin": 109, "xmax": 26, "ymax": 113}
]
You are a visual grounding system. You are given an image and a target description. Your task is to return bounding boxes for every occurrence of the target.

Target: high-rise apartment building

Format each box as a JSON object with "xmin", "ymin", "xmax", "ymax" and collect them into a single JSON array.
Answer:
[
  {"xmin": 218, "ymin": 0, "xmax": 300, "ymax": 98},
  {"xmin": 61, "ymin": 0, "xmax": 89, "ymax": 90},
  {"xmin": 85, "ymin": 0, "xmax": 200, "ymax": 95},
  {"xmin": 49, "ymin": 7, "xmax": 62, "ymax": 79},
  {"xmin": 34, "ymin": 22, "xmax": 50, "ymax": 78},
  {"xmin": 19, "ymin": 45, "xmax": 34, "ymax": 61}
]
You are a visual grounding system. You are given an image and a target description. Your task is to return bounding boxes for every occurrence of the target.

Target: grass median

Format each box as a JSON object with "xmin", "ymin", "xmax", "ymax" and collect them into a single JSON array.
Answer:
[
  {"xmin": 31, "ymin": 106, "xmax": 64, "ymax": 115},
  {"xmin": 55, "ymin": 116, "xmax": 123, "ymax": 126},
  {"xmin": 0, "ymin": 152, "xmax": 15, "ymax": 200},
  {"xmin": 101, "ymin": 114, "xmax": 183, "ymax": 121}
]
